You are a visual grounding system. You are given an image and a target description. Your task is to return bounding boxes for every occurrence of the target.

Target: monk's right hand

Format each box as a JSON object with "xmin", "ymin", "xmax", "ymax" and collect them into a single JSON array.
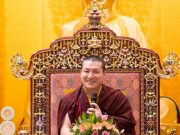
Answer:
[
  {"xmin": 86, "ymin": 103, "xmax": 103, "ymax": 117},
  {"xmin": 86, "ymin": 107, "xmax": 95, "ymax": 114}
]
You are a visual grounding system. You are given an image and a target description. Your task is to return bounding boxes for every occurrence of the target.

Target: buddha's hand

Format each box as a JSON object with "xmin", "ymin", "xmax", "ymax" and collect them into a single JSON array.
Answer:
[{"xmin": 86, "ymin": 103, "xmax": 103, "ymax": 117}]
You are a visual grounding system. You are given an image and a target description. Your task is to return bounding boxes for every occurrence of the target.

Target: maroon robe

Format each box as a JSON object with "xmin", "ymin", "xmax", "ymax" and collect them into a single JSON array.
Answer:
[{"xmin": 57, "ymin": 84, "xmax": 136, "ymax": 135}]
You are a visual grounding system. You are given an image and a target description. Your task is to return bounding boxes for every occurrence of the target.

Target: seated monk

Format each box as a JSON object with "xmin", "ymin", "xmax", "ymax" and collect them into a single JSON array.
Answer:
[
  {"xmin": 61, "ymin": 0, "xmax": 148, "ymax": 48},
  {"xmin": 57, "ymin": 56, "xmax": 136, "ymax": 135}
]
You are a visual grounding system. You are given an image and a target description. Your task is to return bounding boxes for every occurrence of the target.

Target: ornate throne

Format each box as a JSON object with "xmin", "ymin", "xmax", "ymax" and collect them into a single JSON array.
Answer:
[{"xmin": 10, "ymin": 1, "xmax": 180, "ymax": 135}]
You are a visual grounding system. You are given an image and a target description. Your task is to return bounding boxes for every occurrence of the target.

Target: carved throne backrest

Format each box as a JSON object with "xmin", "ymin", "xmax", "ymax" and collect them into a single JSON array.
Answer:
[{"xmin": 30, "ymin": 27, "xmax": 160, "ymax": 135}]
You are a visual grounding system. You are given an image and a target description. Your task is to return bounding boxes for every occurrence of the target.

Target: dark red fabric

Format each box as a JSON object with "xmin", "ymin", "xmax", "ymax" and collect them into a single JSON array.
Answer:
[{"xmin": 57, "ymin": 84, "xmax": 136, "ymax": 135}]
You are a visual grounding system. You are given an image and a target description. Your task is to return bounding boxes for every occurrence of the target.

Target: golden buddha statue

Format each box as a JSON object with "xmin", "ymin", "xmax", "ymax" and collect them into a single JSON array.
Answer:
[{"xmin": 61, "ymin": 0, "xmax": 148, "ymax": 48}]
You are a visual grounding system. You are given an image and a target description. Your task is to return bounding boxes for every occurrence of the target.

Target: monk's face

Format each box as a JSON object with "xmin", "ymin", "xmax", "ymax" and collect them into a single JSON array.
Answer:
[
  {"xmin": 81, "ymin": 60, "xmax": 104, "ymax": 92},
  {"xmin": 85, "ymin": 0, "xmax": 115, "ymax": 9}
]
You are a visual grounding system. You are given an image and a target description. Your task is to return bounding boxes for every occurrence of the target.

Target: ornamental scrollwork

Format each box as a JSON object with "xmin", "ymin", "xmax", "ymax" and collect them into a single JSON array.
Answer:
[
  {"xmin": 27, "ymin": 29, "xmax": 160, "ymax": 134},
  {"xmin": 10, "ymin": 52, "xmax": 34, "ymax": 80},
  {"xmin": 157, "ymin": 51, "xmax": 180, "ymax": 79}
]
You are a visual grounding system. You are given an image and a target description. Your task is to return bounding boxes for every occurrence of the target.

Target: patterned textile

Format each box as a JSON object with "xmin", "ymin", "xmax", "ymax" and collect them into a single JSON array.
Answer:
[{"xmin": 50, "ymin": 72, "xmax": 140, "ymax": 135}]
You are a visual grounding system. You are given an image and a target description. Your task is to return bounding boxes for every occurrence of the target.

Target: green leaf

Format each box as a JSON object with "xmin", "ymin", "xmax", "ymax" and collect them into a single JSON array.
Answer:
[
  {"xmin": 89, "ymin": 112, "xmax": 96, "ymax": 123},
  {"xmin": 82, "ymin": 112, "xmax": 87, "ymax": 122}
]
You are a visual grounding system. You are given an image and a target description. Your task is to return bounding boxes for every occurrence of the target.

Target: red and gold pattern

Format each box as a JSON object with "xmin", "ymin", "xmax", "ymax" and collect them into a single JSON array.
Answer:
[{"xmin": 28, "ymin": 25, "xmax": 160, "ymax": 134}]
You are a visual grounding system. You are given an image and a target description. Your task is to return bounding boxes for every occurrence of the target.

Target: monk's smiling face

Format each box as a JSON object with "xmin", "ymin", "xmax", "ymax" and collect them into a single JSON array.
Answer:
[{"xmin": 81, "ymin": 60, "xmax": 105, "ymax": 93}]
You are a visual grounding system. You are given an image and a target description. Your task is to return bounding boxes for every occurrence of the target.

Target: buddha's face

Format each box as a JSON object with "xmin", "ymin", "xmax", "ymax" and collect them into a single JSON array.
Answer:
[{"xmin": 85, "ymin": 0, "xmax": 115, "ymax": 9}]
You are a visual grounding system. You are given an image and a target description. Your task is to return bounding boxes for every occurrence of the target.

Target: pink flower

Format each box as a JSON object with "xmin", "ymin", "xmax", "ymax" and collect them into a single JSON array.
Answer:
[
  {"xmin": 92, "ymin": 130, "xmax": 99, "ymax": 135},
  {"xmin": 79, "ymin": 124, "xmax": 85, "ymax": 133},
  {"xmin": 92, "ymin": 123, "xmax": 103, "ymax": 130},
  {"xmin": 102, "ymin": 130, "xmax": 110, "ymax": 135},
  {"xmin": 101, "ymin": 115, "xmax": 108, "ymax": 121}
]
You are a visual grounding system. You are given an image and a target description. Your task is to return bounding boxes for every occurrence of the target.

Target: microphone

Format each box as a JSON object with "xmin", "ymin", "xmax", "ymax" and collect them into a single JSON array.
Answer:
[{"xmin": 91, "ymin": 93, "xmax": 97, "ymax": 103}]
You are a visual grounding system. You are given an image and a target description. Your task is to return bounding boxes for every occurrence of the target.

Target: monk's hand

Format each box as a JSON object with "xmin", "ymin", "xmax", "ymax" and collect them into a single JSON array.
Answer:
[{"xmin": 86, "ymin": 103, "xmax": 103, "ymax": 117}]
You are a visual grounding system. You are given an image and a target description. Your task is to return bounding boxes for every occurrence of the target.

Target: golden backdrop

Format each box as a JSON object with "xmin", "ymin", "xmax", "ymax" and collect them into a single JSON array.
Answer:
[{"xmin": 0, "ymin": 0, "xmax": 180, "ymax": 131}]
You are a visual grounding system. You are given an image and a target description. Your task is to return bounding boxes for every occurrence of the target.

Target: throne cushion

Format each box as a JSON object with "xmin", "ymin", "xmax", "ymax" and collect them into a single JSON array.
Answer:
[{"xmin": 50, "ymin": 72, "xmax": 140, "ymax": 135}]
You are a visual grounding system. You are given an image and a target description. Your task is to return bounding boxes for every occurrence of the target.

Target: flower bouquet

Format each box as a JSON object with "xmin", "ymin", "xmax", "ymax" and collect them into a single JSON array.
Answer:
[{"xmin": 71, "ymin": 112, "xmax": 120, "ymax": 135}]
